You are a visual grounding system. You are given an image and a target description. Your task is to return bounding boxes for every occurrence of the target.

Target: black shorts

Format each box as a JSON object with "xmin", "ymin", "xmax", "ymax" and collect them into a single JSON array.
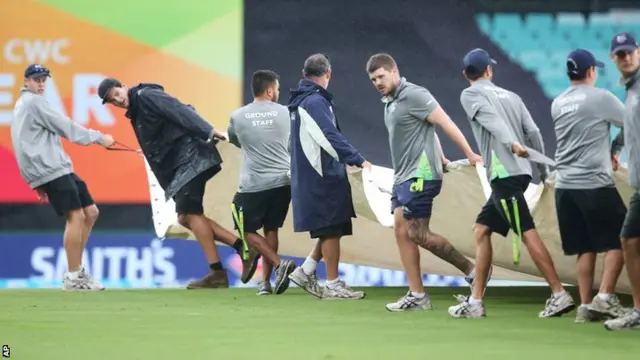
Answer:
[
  {"xmin": 309, "ymin": 221, "xmax": 353, "ymax": 240},
  {"xmin": 476, "ymin": 175, "xmax": 535, "ymax": 238},
  {"xmin": 231, "ymin": 185, "xmax": 291, "ymax": 233},
  {"xmin": 555, "ymin": 187, "xmax": 626, "ymax": 256},
  {"xmin": 36, "ymin": 173, "xmax": 95, "ymax": 216},
  {"xmin": 621, "ymin": 192, "xmax": 640, "ymax": 239},
  {"xmin": 173, "ymin": 165, "xmax": 221, "ymax": 215}
]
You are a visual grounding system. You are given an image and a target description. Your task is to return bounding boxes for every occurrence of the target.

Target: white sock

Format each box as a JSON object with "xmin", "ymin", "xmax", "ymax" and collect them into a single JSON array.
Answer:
[
  {"xmin": 597, "ymin": 293, "xmax": 610, "ymax": 301},
  {"xmin": 67, "ymin": 271, "xmax": 80, "ymax": 280},
  {"xmin": 580, "ymin": 303, "xmax": 590, "ymax": 308},
  {"xmin": 301, "ymin": 257, "xmax": 317, "ymax": 275},
  {"xmin": 553, "ymin": 290, "xmax": 566, "ymax": 297},
  {"xmin": 325, "ymin": 278, "xmax": 340, "ymax": 286},
  {"xmin": 468, "ymin": 296, "xmax": 482, "ymax": 305},
  {"xmin": 410, "ymin": 291, "xmax": 425, "ymax": 298}
]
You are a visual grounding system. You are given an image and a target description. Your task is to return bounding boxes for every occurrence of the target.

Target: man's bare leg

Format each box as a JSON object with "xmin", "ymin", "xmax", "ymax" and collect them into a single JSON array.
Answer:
[
  {"xmin": 385, "ymin": 209, "xmax": 435, "ymax": 311},
  {"xmin": 522, "ymin": 229, "xmax": 565, "ymax": 294},
  {"xmin": 246, "ymin": 232, "xmax": 280, "ymax": 266},
  {"xmin": 63, "ymin": 209, "xmax": 86, "ymax": 274},
  {"xmin": 80, "ymin": 205, "xmax": 99, "ymax": 250},
  {"xmin": 393, "ymin": 209, "xmax": 423, "ymax": 294},
  {"xmin": 77, "ymin": 205, "xmax": 103, "ymax": 288},
  {"xmin": 522, "ymin": 228, "xmax": 575, "ymax": 317},
  {"xmin": 263, "ymin": 229, "xmax": 280, "ymax": 283},
  {"xmin": 576, "ymin": 253, "xmax": 596, "ymax": 305},
  {"xmin": 599, "ymin": 249, "xmax": 624, "ymax": 296},
  {"xmin": 407, "ymin": 217, "xmax": 475, "ymax": 276},
  {"xmin": 179, "ymin": 214, "xmax": 228, "ymax": 289},
  {"xmin": 471, "ymin": 224, "xmax": 493, "ymax": 300},
  {"xmin": 319, "ymin": 235, "xmax": 364, "ymax": 300},
  {"xmin": 622, "ymin": 238, "xmax": 640, "ymax": 310},
  {"xmin": 321, "ymin": 237, "xmax": 340, "ymax": 281}
]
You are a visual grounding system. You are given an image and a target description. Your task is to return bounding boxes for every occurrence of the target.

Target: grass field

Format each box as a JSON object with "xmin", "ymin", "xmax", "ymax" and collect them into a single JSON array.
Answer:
[{"xmin": 1, "ymin": 286, "xmax": 637, "ymax": 359}]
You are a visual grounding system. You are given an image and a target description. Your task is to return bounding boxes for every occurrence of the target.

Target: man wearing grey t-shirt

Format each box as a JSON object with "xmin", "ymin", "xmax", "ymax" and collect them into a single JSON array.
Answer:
[
  {"xmin": 450, "ymin": 48, "xmax": 574, "ymax": 319},
  {"xmin": 366, "ymin": 53, "xmax": 484, "ymax": 312},
  {"xmin": 228, "ymin": 70, "xmax": 296, "ymax": 296},
  {"xmin": 551, "ymin": 49, "xmax": 627, "ymax": 323},
  {"xmin": 604, "ymin": 32, "xmax": 640, "ymax": 331}
]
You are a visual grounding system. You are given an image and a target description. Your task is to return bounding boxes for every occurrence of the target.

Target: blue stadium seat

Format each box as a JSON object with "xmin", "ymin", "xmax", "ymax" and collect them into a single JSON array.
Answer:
[
  {"xmin": 492, "ymin": 13, "xmax": 523, "ymax": 37},
  {"xmin": 476, "ymin": 13, "xmax": 492, "ymax": 34},
  {"xmin": 482, "ymin": 11, "xmax": 638, "ymax": 103}
]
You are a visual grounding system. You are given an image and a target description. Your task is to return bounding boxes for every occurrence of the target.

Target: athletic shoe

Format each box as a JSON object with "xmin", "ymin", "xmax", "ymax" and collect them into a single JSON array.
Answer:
[
  {"xmin": 62, "ymin": 272, "xmax": 102, "ymax": 291},
  {"xmin": 322, "ymin": 280, "xmax": 365, "ymax": 300},
  {"xmin": 256, "ymin": 281, "xmax": 272, "ymax": 296},
  {"xmin": 288, "ymin": 267, "xmax": 323, "ymax": 298},
  {"xmin": 604, "ymin": 309, "xmax": 640, "ymax": 331},
  {"xmin": 79, "ymin": 266, "xmax": 105, "ymax": 291},
  {"xmin": 448, "ymin": 296, "xmax": 486, "ymax": 318},
  {"xmin": 538, "ymin": 291, "xmax": 575, "ymax": 317},
  {"xmin": 464, "ymin": 265, "xmax": 493, "ymax": 296},
  {"xmin": 589, "ymin": 294, "xmax": 627, "ymax": 319},
  {"xmin": 186, "ymin": 270, "xmax": 229, "ymax": 289},
  {"xmin": 240, "ymin": 244, "xmax": 261, "ymax": 284},
  {"xmin": 575, "ymin": 304, "xmax": 601, "ymax": 323},
  {"xmin": 385, "ymin": 291, "xmax": 432, "ymax": 312},
  {"xmin": 273, "ymin": 260, "xmax": 296, "ymax": 295}
]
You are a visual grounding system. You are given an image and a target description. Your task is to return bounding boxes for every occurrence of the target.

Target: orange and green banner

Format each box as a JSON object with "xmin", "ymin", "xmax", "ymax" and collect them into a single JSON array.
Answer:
[{"xmin": 0, "ymin": 0, "xmax": 243, "ymax": 203}]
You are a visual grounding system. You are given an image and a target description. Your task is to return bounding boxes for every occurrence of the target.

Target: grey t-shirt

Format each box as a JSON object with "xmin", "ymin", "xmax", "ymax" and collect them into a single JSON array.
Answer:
[
  {"xmin": 383, "ymin": 78, "xmax": 442, "ymax": 185},
  {"xmin": 551, "ymin": 85, "xmax": 624, "ymax": 189},
  {"xmin": 227, "ymin": 100, "xmax": 291, "ymax": 193},
  {"xmin": 623, "ymin": 72, "xmax": 640, "ymax": 190},
  {"xmin": 460, "ymin": 79, "xmax": 546, "ymax": 182}
]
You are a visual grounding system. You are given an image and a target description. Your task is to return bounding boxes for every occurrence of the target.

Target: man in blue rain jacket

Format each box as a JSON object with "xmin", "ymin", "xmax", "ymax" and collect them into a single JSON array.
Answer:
[{"xmin": 286, "ymin": 54, "xmax": 372, "ymax": 300}]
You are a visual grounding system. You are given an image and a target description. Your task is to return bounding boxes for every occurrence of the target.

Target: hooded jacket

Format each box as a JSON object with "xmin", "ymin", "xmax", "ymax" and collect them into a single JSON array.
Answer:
[
  {"xmin": 125, "ymin": 83, "xmax": 223, "ymax": 200},
  {"xmin": 287, "ymin": 79, "xmax": 365, "ymax": 232}
]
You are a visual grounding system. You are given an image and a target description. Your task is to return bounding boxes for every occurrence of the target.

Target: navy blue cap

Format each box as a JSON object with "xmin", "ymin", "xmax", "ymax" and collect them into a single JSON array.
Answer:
[
  {"xmin": 610, "ymin": 32, "xmax": 639, "ymax": 54},
  {"xmin": 463, "ymin": 48, "xmax": 497, "ymax": 76},
  {"xmin": 24, "ymin": 64, "xmax": 50, "ymax": 79},
  {"xmin": 566, "ymin": 49, "xmax": 604, "ymax": 76}
]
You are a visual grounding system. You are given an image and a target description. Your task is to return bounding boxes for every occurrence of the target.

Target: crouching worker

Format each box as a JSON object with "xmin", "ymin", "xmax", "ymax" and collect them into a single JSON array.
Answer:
[{"xmin": 98, "ymin": 78, "xmax": 260, "ymax": 289}]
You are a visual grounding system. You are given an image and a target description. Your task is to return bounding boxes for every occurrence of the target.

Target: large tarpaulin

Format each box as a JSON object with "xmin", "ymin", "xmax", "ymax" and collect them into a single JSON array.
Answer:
[{"xmin": 146, "ymin": 142, "xmax": 633, "ymax": 293}]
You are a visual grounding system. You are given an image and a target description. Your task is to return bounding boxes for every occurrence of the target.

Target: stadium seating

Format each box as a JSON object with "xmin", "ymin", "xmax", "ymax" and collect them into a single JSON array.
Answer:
[{"xmin": 475, "ymin": 12, "xmax": 640, "ymax": 102}]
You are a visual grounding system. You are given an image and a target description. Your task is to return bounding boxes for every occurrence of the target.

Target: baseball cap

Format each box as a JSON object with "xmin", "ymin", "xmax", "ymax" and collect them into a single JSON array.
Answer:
[
  {"xmin": 610, "ymin": 32, "xmax": 639, "ymax": 54},
  {"xmin": 463, "ymin": 48, "xmax": 497, "ymax": 76},
  {"xmin": 97, "ymin": 78, "xmax": 122, "ymax": 104},
  {"xmin": 24, "ymin": 64, "xmax": 50, "ymax": 79},
  {"xmin": 566, "ymin": 49, "xmax": 604, "ymax": 76}
]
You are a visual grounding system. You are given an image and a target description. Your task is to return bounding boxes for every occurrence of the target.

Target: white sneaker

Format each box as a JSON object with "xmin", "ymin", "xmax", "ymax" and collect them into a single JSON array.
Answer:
[
  {"xmin": 575, "ymin": 304, "xmax": 601, "ymax": 323},
  {"xmin": 538, "ymin": 291, "xmax": 575, "ymax": 318},
  {"xmin": 288, "ymin": 267, "xmax": 323, "ymax": 298},
  {"xmin": 589, "ymin": 294, "xmax": 627, "ymax": 319},
  {"xmin": 448, "ymin": 296, "xmax": 486, "ymax": 318},
  {"xmin": 256, "ymin": 281, "xmax": 272, "ymax": 296},
  {"xmin": 80, "ymin": 267, "xmax": 105, "ymax": 291},
  {"xmin": 604, "ymin": 309, "xmax": 640, "ymax": 331},
  {"xmin": 62, "ymin": 272, "xmax": 101, "ymax": 291},
  {"xmin": 322, "ymin": 280, "xmax": 365, "ymax": 300},
  {"xmin": 385, "ymin": 291, "xmax": 432, "ymax": 312}
]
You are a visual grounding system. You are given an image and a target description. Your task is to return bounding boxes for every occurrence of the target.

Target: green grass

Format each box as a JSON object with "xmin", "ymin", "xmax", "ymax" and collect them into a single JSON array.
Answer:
[{"xmin": 0, "ymin": 287, "xmax": 637, "ymax": 359}]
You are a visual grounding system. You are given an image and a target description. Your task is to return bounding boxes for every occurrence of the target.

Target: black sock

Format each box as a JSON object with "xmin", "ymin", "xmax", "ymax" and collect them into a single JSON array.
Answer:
[
  {"xmin": 209, "ymin": 262, "xmax": 224, "ymax": 271},
  {"xmin": 233, "ymin": 239, "xmax": 244, "ymax": 254}
]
